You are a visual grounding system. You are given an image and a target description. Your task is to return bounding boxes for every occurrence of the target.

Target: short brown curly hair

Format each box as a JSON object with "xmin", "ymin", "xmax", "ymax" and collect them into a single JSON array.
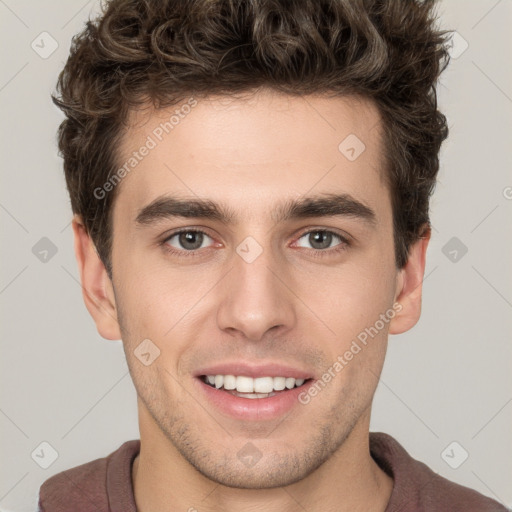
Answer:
[{"xmin": 52, "ymin": 0, "xmax": 450, "ymax": 278}]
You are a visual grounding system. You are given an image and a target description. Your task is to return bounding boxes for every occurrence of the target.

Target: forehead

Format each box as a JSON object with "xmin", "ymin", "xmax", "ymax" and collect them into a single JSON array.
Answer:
[{"xmin": 113, "ymin": 90, "xmax": 387, "ymax": 223}]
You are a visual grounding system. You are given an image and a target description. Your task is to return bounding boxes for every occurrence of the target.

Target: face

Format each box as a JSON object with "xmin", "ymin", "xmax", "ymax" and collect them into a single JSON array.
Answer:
[{"xmin": 76, "ymin": 89, "xmax": 426, "ymax": 489}]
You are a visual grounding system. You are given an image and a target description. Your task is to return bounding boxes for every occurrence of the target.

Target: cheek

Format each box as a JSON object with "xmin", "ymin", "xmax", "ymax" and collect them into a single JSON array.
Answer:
[
  {"xmin": 303, "ymin": 257, "xmax": 396, "ymax": 335},
  {"xmin": 114, "ymin": 261, "xmax": 213, "ymax": 350},
  {"xmin": 114, "ymin": 265, "xmax": 168, "ymax": 343}
]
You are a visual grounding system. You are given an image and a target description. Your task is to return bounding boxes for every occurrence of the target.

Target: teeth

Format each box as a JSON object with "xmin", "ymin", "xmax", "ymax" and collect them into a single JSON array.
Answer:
[
  {"xmin": 273, "ymin": 376, "xmax": 286, "ymax": 391},
  {"xmin": 236, "ymin": 375, "xmax": 254, "ymax": 393},
  {"xmin": 203, "ymin": 374, "xmax": 308, "ymax": 392},
  {"xmin": 232, "ymin": 391, "xmax": 275, "ymax": 399},
  {"xmin": 223, "ymin": 375, "xmax": 236, "ymax": 390},
  {"xmin": 253, "ymin": 376, "xmax": 273, "ymax": 393}
]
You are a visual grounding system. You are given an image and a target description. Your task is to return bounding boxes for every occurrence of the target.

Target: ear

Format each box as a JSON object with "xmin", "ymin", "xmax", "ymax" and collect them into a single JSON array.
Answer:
[
  {"xmin": 389, "ymin": 226, "xmax": 431, "ymax": 335},
  {"xmin": 71, "ymin": 214, "xmax": 121, "ymax": 341}
]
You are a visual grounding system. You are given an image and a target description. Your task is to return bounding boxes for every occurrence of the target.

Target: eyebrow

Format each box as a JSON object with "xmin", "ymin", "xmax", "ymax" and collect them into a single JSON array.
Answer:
[{"xmin": 135, "ymin": 192, "xmax": 377, "ymax": 227}]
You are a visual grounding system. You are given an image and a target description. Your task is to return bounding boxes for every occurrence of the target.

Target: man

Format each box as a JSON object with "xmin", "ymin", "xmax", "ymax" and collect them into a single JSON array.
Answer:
[{"xmin": 39, "ymin": 0, "xmax": 507, "ymax": 510}]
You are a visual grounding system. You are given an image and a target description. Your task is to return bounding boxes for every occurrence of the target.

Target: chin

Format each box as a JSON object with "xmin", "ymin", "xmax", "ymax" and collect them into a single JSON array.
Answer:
[{"xmin": 191, "ymin": 456, "xmax": 315, "ymax": 489}]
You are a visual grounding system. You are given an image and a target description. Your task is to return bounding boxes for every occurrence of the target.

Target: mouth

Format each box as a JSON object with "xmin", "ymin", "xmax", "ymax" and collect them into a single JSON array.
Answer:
[
  {"xmin": 192, "ymin": 363, "xmax": 316, "ymax": 420},
  {"xmin": 199, "ymin": 374, "xmax": 313, "ymax": 399}
]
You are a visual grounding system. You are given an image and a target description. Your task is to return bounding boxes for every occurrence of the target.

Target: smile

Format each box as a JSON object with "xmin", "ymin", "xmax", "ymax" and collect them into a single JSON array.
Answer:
[
  {"xmin": 195, "ymin": 373, "xmax": 315, "ymax": 421},
  {"xmin": 201, "ymin": 374, "xmax": 310, "ymax": 399}
]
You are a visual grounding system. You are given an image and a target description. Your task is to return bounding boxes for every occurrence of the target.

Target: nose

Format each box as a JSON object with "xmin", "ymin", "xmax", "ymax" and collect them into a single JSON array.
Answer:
[{"xmin": 216, "ymin": 244, "xmax": 297, "ymax": 342}]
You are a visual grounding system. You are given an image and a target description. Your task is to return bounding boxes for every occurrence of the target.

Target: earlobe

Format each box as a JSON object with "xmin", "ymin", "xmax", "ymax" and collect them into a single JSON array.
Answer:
[
  {"xmin": 389, "ymin": 227, "xmax": 431, "ymax": 335},
  {"xmin": 72, "ymin": 215, "xmax": 121, "ymax": 341}
]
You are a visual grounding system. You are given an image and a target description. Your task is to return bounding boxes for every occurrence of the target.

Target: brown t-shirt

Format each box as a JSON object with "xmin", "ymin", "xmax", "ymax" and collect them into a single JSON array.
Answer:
[{"xmin": 38, "ymin": 432, "xmax": 507, "ymax": 511}]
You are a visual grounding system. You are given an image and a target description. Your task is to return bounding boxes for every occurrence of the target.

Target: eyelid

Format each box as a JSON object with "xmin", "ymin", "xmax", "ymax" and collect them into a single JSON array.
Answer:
[
  {"xmin": 294, "ymin": 226, "xmax": 352, "ymax": 243},
  {"xmin": 161, "ymin": 226, "xmax": 215, "ymax": 243}
]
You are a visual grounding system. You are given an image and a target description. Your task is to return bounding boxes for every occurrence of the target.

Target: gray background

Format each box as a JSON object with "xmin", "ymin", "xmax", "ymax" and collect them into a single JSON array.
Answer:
[{"xmin": 1, "ymin": 0, "xmax": 511, "ymax": 510}]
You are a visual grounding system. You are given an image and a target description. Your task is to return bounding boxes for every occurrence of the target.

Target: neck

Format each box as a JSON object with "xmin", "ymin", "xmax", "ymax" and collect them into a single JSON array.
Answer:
[{"xmin": 132, "ymin": 405, "xmax": 393, "ymax": 512}]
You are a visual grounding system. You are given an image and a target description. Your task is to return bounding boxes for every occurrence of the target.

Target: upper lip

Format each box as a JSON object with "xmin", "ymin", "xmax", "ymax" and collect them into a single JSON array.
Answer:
[{"xmin": 195, "ymin": 362, "xmax": 315, "ymax": 380}]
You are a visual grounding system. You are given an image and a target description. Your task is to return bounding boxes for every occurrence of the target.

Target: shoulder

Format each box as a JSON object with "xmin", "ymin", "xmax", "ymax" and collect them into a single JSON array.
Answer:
[
  {"xmin": 37, "ymin": 440, "xmax": 140, "ymax": 512},
  {"xmin": 370, "ymin": 432, "xmax": 508, "ymax": 512}
]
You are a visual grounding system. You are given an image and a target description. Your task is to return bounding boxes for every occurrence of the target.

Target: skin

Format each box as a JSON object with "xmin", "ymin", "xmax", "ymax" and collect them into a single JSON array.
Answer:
[{"xmin": 72, "ymin": 88, "xmax": 430, "ymax": 512}]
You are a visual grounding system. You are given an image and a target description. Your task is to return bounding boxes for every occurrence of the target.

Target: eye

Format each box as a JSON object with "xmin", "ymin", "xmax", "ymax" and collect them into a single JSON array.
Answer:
[
  {"xmin": 160, "ymin": 227, "xmax": 350, "ymax": 259},
  {"xmin": 163, "ymin": 229, "xmax": 214, "ymax": 253},
  {"xmin": 295, "ymin": 229, "xmax": 349, "ymax": 252}
]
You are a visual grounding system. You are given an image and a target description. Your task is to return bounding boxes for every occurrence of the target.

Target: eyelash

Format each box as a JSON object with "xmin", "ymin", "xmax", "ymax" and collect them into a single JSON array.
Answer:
[{"xmin": 160, "ymin": 228, "xmax": 351, "ymax": 259}]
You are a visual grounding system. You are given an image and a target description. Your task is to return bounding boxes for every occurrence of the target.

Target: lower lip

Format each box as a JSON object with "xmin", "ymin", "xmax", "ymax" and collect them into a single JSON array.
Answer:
[{"xmin": 194, "ymin": 377, "xmax": 314, "ymax": 421}]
